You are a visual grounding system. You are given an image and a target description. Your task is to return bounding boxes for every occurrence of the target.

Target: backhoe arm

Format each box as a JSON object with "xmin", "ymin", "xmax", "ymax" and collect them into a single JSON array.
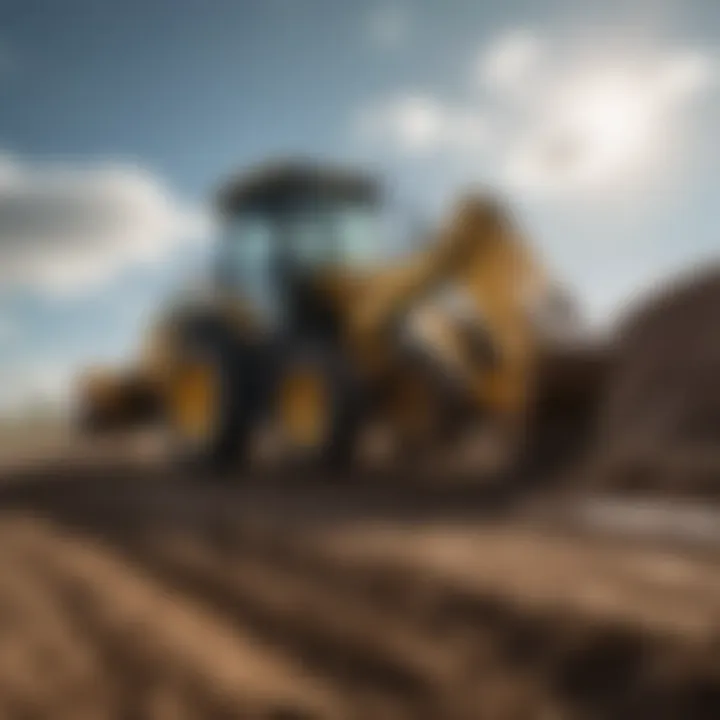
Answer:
[{"xmin": 348, "ymin": 196, "xmax": 505, "ymax": 338}]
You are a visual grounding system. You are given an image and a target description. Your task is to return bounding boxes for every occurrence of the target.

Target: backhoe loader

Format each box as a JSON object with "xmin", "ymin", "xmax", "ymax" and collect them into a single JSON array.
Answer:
[{"xmin": 77, "ymin": 160, "xmax": 606, "ymax": 475}]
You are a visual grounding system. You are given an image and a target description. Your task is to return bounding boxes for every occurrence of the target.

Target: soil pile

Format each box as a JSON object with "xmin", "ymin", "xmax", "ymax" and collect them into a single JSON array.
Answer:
[{"xmin": 588, "ymin": 266, "xmax": 720, "ymax": 495}]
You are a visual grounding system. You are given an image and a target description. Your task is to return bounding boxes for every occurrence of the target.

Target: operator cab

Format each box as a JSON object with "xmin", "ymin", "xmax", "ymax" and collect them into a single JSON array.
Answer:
[{"xmin": 215, "ymin": 161, "xmax": 383, "ymax": 331}]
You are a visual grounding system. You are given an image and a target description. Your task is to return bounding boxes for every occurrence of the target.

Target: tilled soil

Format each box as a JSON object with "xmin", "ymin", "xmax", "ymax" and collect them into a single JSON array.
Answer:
[{"xmin": 0, "ymin": 460, "xmax": 719, "ymax": 720}]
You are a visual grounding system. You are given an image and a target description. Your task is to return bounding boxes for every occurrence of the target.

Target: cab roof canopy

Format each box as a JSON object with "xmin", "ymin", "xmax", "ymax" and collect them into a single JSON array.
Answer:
[{"xmin": 216, "ymin": 160, "xmax": 380, "ymax": 215}]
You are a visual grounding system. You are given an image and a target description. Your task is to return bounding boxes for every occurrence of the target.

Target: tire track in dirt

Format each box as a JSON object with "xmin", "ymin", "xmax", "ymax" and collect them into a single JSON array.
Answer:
[
  {"xmin": 0, "ymin": 539, "xmax": 112, "ymax": 719},
  {"xmin": 34, "ymin": 505, "xmax": 720, "ymax": 720},
  {"xmin": 2, "ymin": 517, "xmax": 344, "ymax": 720},
  {"xmin": 2, "ymin": 464, "xmax": 720, "ymax": 719},
  {"xmin": 105, "ymin": 533, "xmax": 474, "ymax": 719},
  {"xmin": 137, "ymin": 527, "xmax": 720, "ymax": 720},
  {"xmin": 0, "ymin": 472, "xmax": 560, "ymax": 717}
]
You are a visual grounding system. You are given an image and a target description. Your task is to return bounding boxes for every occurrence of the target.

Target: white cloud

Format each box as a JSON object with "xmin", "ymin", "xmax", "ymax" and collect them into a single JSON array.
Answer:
[
  {"xmin": 653, "ymin": 51, "xmax": 714, "ymax": 100},
  {"xmin": 505, "ymin": 50, "xmax": 715, "ymax": 193},
  {"xmin": 477, "ymin": 30, "xmax": 545, "ymax": 92},
  {"xmin": 0, "ymin": 154, "xmax": 210, "ymax": 297},
  {"xmin": 357, "ymin": 32, "xmax": 715, "ymax": 199},
  {"xmin": 367, "ymin": 3, "xmax": 409, "ymax": 51},
  {"xmin": 358, "ymin": 94, "xmax": 489, "ymax": 155}
]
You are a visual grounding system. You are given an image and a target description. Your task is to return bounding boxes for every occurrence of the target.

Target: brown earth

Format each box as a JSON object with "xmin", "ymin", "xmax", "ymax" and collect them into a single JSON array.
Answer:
[
  {"xmin": 578, "ymin": 267, "xmax": 720, "ymax": 496},
  {"xmin": 0, "ymin": 457, "xmax": 719, "ymax": 720}
]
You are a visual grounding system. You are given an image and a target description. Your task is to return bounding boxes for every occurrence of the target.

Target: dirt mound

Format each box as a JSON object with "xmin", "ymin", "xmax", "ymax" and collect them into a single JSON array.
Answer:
[{"xmin": 588, "ymin": 266, "xmax": 720, "ymax": 495}]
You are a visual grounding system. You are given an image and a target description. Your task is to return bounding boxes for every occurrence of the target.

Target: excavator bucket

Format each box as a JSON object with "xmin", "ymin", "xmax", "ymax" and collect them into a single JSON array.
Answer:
[{"xmin": 516, "ymin": 342, "xmax": 614, "ymax": 482}]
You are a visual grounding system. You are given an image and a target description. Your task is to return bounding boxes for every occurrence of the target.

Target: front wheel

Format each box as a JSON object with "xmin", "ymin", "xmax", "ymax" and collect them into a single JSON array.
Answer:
[
  {"xmin": 165, "ymin": 321, "xmax": 260, "ymax": 474},
  {"xmin": 273, "ymin": 345, "xmax": 363, "ymax": 472}
]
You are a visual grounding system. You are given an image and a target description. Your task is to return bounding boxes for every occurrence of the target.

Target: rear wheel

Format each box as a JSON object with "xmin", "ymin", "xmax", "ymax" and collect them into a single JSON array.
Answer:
[{"xmin": 165, "ymin": 321, "xmax": 259, "ymax": 474}]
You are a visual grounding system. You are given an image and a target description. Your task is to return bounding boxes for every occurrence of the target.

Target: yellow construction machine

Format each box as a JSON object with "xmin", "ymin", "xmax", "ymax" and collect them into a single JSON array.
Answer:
[{"xmin": 77, "ymin": 160, "xmax": 606, "ymax": 475}]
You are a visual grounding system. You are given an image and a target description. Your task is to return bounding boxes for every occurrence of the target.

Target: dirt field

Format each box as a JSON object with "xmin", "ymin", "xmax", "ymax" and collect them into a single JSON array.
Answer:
[{"xmin": 0, "ymin": 451, "xmax": 718, "ymax": 720}]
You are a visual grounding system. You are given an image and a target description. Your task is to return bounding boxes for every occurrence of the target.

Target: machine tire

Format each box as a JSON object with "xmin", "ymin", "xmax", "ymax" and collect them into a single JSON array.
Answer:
[
  {"xmin": 274, "ymin": 344, "xmax": 363, "ymax": 472},
  {"xmin": 166, "ymin": 318, "xmax": 261, "ymax": 475}
]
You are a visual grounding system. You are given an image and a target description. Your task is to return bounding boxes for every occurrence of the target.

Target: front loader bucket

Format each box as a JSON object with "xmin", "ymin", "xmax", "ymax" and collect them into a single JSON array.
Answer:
[{"xmin": 75, "ymin": 369, "xmax": 161, "ymax": 434}]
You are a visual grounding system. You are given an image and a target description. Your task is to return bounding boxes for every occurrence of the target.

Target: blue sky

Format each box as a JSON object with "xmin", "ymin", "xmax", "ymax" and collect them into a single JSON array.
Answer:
[{"xmin": 0, "ymin": 0, "xmax": 718, "ymax": 412}]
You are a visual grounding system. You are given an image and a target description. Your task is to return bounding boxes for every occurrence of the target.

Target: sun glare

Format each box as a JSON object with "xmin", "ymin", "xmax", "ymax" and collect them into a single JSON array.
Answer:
[
  {"xmin": 507, "ymin": 48, "xmax": 713, "ymax": 195},
  {"xmin": 556, "ymin": 71, "xmax": 657, "ymax": 182}
]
